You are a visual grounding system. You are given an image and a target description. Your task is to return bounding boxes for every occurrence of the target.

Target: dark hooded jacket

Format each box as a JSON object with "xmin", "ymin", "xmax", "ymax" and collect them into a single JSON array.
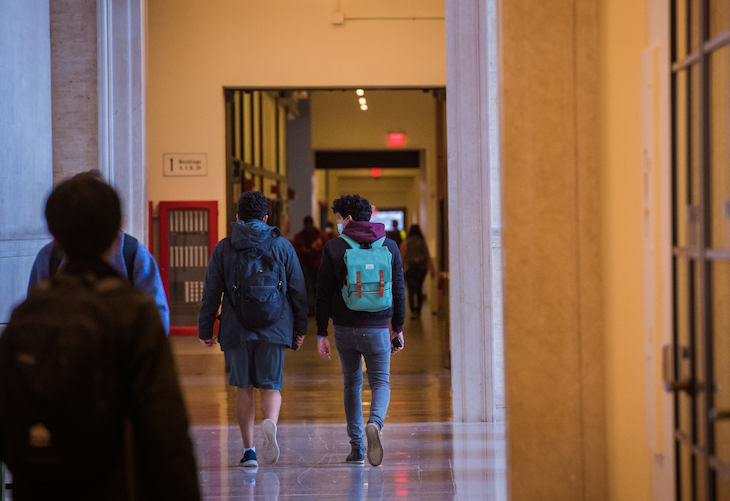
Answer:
[
  {"xmin": 1, "ymin": 259, "xmax": 200, "ymax": 501},
  {"xmin": 198, "ymin": 220, "xmax": 307, "ymax": 350},
  {"xmin": 316, "ymin": 220, "xmax": 406, "ymax": 336}
]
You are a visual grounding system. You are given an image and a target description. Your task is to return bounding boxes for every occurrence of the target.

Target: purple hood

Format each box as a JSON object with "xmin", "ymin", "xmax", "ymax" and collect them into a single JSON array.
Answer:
[{"xmin": 342, "ymin": 220, "xmax": 386, "ymax": 243}]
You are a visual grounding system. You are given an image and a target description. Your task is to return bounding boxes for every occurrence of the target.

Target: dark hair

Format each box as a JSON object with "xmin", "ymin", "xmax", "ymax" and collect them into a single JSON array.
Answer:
[
  {"xmin": 45, "ymin": 177, "xmax": 121, "ymax": 261},
  {"xmin": 72, "ymin": 169, "xmax": 105, "ymax": 182},
  {"xmin": 238, "ymin": 191, "xmax": 269, "ymax": 221},
  {"xmin": 303, "ymin": 216, "xmax": 314, "ymax": 226},
  {"xmin": 407, "ymin": 224, "xmax": 423, "ymax": 238},
  {"xmin": 331, "ymin": 194, "xmax": 372, "ymax": 222}
]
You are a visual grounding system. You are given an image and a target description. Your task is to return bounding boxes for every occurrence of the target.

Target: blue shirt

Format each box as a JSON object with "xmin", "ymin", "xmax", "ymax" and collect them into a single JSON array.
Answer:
[{"xmin": 28, "ymin": 232, "xmax": 171, "ymax": 334}]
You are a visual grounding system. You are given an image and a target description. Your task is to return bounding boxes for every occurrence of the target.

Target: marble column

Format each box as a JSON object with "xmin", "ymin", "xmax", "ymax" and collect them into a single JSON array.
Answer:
[
  {"xmin": 49, "ymin": 0, "xmax": 147, "ymax": 238},
  {"xmin": 50, "ymin": 0, "xmax": 99, "ymax": 180},
  {"xmin": 445, "ymin": 0, "xmax": 505, "ymax": 423},
  {"xmin": 98, "ymin": 0, "xmax": 147, "ymax": 238},
  {"xmin": 0, "ymin": 0, "xmax": 53, "ymax": 324}
]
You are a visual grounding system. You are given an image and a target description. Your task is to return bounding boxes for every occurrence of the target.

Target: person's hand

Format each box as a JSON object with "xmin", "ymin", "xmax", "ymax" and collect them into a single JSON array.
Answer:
[
  {"xmin": 293, "ymin": 333, "xmax": 305, "ymax": 350},
  {"xmin": 390, "ymin": 330, "xmax": 404, "ymax": 354},
  {"xmin": 200, "ymin": 336, "xmax": 217, "ymax": 348},
  {"xmin": 317, "ymin": 336, "xmax": 331, "ymax": 360}
]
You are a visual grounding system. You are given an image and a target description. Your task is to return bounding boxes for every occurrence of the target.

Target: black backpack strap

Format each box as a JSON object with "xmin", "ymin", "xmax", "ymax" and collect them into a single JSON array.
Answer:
[
  {"xmin": 122, "ymin": 234, "xmax": 138, "ymax": 284},
  {"xmin": 49, "ymin": 246, "xmax": 64, "ymax": 276}
]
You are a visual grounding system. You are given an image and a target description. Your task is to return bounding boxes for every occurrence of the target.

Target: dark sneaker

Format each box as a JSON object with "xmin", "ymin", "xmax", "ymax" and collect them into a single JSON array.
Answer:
[
  {"xmin": 262, "ymin": 418, "xmax": 280, "ymax": 465},
  {"xmin": 346, "ymin": 448, "xmax": 365, "ymax": 464},
  {"xmin": 365, "ymin": 422, "xmax": 383, "ymax": 466},
  {"xmin": 240, "ymin": 449, "xmax": 259, "ymax": 467}
]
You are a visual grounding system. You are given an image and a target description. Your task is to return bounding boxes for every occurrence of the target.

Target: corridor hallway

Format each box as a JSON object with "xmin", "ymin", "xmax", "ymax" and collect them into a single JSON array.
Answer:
[{"xmin": 171, "ymin": 308, "xmax": 506, "ymax": 500}]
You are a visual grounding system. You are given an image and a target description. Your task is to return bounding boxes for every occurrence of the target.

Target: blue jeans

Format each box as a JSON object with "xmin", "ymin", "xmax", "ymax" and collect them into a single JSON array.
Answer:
[{"xmin": 333, "ymin": 325, "xmax": 391, "ymax": 450}]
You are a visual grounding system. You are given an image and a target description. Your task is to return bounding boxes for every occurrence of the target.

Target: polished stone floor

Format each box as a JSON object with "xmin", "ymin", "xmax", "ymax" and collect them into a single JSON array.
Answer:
[
  {"xmin": 193, "ymin": 422, "xmax": 505, "ymax": 500},
  {"xmin": 175, "ymin": 308, "xmax": 506, "ymax": 500}
]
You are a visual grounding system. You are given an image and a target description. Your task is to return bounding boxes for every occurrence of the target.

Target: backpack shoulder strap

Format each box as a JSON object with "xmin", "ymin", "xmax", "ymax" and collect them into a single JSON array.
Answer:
[
  {"xmin": 371, "ymin": 237, "xmax": 386, "ymax": 248},
  {"xmin": 122, "ymin": 233, "xmax": 138, "ymax": 283},
  {"xmin": 49, "ymin": 246, "xmax": 64, "ymax": 276},
  {"xmin": 339, "ymin": 234, "xmax": 360, "ymax": 249}
]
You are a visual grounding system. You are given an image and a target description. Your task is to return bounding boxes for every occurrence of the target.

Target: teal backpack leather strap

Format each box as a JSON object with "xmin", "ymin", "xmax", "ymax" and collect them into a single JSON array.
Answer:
[
  {"xmin": 371, "ymin": 237, "xmax": 385, "ymax": 248},
  {"xmin": 339, "ymin": 234, "xmax": 360, "ymax": 249},
  {"xmin": 339, "ymin": 234, "xmax": 386, "ymax": 249}
]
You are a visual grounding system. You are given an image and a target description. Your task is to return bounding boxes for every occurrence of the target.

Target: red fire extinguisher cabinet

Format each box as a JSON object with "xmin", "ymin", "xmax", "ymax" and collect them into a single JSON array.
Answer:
[{"xmin": 158, "ymin": 201, "xmax": 218, "ymax": 336}]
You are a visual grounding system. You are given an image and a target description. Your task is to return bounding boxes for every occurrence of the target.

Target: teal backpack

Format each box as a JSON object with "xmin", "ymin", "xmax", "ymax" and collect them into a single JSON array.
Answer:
[{"xmin": 340, "ymin": 234, "xmax": 393, "ymax": 312}]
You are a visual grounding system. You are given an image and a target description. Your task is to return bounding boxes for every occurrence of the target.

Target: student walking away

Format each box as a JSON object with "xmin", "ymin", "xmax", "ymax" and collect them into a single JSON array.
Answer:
[
  {"xmin": 198, "ymin": 191, "xmax": 307, "ymax": 468},
  {"xmin": 399, "ymin": 224, "xmax": 435, "ymax": 320},
  {"xmin": 0, "ymin": 177, "xmax": 200, "ymax": 501},
  {"xmin": 27, "ymin": 170, "xmax": 171, "ymax": 334},
  {"xmin": 292, "ymin": 216, "xmax": 326, "ymax": 317},
  {"xmin": 315, "ymin": 194, "xmax": 406, "ymax": 467},
  {"xmin": 385, "ymin": 220, "xmax": 403, "ymax": 248}
]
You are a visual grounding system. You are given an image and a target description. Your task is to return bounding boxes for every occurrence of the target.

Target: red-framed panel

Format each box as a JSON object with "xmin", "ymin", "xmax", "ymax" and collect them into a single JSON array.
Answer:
[
  {"xmin": 159, "ymin": 201, "xmax": 218, "ymax": 336},
  {"xmin": 148, "ymin": 200, "xmax": 154, "ymax": 251}
]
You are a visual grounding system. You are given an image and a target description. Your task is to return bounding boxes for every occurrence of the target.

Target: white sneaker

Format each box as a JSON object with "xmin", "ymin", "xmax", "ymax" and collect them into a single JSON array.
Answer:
[{"xmin": 261, "ymin": 418, "xmax": 280, "ymax": 465}]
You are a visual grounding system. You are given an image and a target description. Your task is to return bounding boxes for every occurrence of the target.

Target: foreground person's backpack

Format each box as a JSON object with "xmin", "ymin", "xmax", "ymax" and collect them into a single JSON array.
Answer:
[
  {"xmin": 340, "ymin": 234, "xmax": 393, "ymax": 312},
  {"xmin": 230, "ymin": 235, "xmax": 287, "ymax": 330},
  {"xmin": 0, "ymin": 274, "xmax": 127, "ymax": 482}
]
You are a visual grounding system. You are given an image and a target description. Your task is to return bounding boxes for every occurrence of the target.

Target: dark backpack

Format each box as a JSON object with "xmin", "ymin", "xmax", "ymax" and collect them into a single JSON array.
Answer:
[
  {"xmin": 0, "ymin": 273, "xmax": 127, "ymax": 482},
  {"xmin": 230, "ymin": 237, "xmax": 287, "ymax": 330},
  {"xmin": 404, "ymin": 236, "xmax": 429, "ymax": 269},
  {"xmin": 49, "ymin": 233, "xmax": 138, "ymax": 283}
]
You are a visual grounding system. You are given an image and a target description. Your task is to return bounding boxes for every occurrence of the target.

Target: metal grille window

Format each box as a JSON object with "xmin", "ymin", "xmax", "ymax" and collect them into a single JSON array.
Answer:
[{"xmin": 670, "ymin": 1, "xmax": 730, "ymax": 499}]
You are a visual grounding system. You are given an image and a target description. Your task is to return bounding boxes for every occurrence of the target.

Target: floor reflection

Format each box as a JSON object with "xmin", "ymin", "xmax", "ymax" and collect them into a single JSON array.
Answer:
[
  {"xmin": 173, "ymin": 309, "xmax": 506, "ymax": 500},
  {"xmin": 192, "ymin": 423, "xmax": 505, "ymax": 500}
]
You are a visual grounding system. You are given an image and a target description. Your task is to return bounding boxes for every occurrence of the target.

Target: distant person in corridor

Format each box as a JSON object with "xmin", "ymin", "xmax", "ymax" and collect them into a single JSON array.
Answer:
[
  {"xmin": 292, "ymin": 216, "xmax": 327, "ymax": 317},
  {"xmin": 399, "ymin": 224, "xmax": 434, "ymax": 320},
  {"xmin": 385, "ymin": 220, "xmax": 403, "ymax": 248}
]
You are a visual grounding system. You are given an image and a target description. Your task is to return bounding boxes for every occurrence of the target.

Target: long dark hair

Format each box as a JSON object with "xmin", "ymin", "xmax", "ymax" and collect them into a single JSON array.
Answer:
[{"xmin": 407, "ymin": 224, "xmax": 423, "ymax": 238}]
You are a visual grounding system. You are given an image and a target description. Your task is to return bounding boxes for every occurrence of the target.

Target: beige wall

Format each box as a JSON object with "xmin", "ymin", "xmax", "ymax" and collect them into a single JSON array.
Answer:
[
  {"xmin": 147, "ymin": 0, "xmax": 445, "ymax": 240},
  {"xmin": 502, "ymin": 0, "xmax": 607, "ymax": 498},
  {"xmin": 600, "ymin": 0, "xmax": 653, "ymax": 499},
  {"xmin": 310, "ymin": 90, "xmax": 438, "ymax": 230}
]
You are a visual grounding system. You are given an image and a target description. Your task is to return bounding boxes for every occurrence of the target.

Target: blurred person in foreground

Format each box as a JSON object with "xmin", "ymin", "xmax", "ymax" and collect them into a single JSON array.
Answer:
[
  {"xmin": 28, "ymin": 169, "xmax": 170, "ymax": 334},
  {"xmin": 0, "ymin": 176, "xmax": 200, "ymax": 500}
]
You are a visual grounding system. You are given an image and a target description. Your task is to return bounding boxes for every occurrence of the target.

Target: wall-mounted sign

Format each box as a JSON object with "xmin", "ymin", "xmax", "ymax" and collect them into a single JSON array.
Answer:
[{"xmin": 163, "ymin": 153, "xmax": 207, "ymax": 177}]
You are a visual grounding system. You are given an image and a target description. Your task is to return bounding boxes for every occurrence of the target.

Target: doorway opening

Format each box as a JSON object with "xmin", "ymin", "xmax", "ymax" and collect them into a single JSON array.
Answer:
[{"xmin": 221, "ymin": 86, "xmax": 452, "ymax": 421}]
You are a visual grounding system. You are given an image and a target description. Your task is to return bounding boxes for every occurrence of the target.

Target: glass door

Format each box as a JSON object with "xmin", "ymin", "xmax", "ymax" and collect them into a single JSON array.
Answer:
[{"xmin": 670, "ymin": 1, "xmax": 730, "ymax": 499}]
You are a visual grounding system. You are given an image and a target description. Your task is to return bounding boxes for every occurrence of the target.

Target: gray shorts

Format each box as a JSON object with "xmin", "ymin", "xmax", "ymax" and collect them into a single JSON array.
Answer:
[{"xmin": 227, "ymin": 340, "xmax": 285, "ymax": 390}]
